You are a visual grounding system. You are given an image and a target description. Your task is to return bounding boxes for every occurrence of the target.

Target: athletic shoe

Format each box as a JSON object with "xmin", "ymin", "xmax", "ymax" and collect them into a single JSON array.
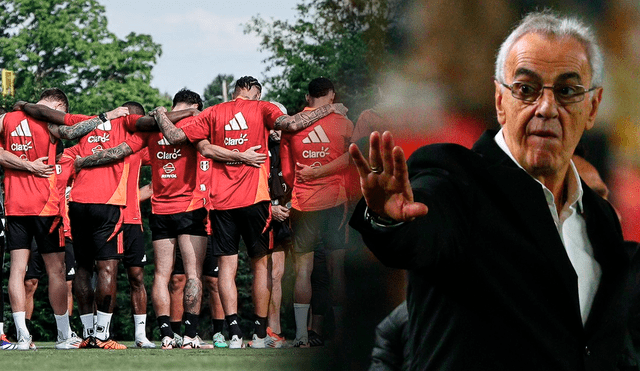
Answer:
[
  {"xmin": 212, "ymin": 332, "xmax": 228, "ymax": 348},
  {"xmin": 182, "ymin": 335, "xmax": 214, "ymax": 349},
  {"xmin": 15, "ymin": 333, "xmax": 34, "ymax": 350},
  {"xmin": 79, "ymin": 336, "xmax": 96, "ymax": 349},
  {"xmin": 293, "ymin": 337, "xmax": 310, "ymax": 348},
  {"xmin": 248, "ymin": 333, "xmax": 269, "ymax": 348},
  {"xmin": 308, "ymin": 330, "xmax": 324, "ymax": 347},
  {"xmin": 266, "ymin": 327, "xmax": 286, "ymax": 348},
  {"xmin": 55, "ymin": 333, "xmax": 82, "ymax": 349},
  {"xmin": 135, "ymin": 338, "xmax": 156, "ymax": 349},
  {"xmin": 95, "ymin": 338, "xmax": 127, "ymax": 350},
  {"xmin": 161, "ymin": 336, "xmax": 177, "ymax": 350},
  {"xmin": 0, "ymin": 333, "xmax": 15, "ymax": 350},
  {"xmin": 228, "ymin": 335, "xmax": 245, "ymax": 349},
  {"xmin": 173, "ymin": 333, "xmax": 183, "ymax": 348}
]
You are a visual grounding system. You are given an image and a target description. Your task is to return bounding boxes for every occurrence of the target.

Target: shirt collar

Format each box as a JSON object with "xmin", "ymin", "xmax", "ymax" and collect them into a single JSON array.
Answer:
[{"xmin": 494, "ymin": 128, "xmax": 583, "ymax": 212}]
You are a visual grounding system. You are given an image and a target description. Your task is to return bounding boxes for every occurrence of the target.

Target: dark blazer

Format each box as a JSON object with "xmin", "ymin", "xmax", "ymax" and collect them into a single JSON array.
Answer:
[{"xmin": 351, "ymin": 131, "xmax": 633, "ymax": 371}]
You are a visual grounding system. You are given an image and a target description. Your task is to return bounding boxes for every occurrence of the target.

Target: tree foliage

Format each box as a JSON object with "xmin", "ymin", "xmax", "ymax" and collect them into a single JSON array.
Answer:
[
  {"xmin": 203, "ymin": 74, "xmax": 235, "ymax": 108},
  {"xmin": 0, "ymin": 0, "xmax": 170, "ymax": 113},
  {"xmin": 245, "ymin": 0, "xmax": 398, "ymax": 118}
]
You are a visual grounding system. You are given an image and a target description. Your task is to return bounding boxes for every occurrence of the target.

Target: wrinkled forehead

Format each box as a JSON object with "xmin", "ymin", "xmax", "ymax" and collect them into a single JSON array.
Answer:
[{"xmin": 505, "ymin": 32, "xmax": 592, "ymax": 84}]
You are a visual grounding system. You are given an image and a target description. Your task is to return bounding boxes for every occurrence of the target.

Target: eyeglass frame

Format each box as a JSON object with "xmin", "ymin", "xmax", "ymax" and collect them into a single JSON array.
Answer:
[{"xmin": 498, "ymin": 80, "xmax": 599, "ymax": 105}]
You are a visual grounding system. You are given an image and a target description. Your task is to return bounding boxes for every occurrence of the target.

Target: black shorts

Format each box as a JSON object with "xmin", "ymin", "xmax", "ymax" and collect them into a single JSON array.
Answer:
[
  {"xmin": 25, "ymin": 237, "xmax": 75, "ymax": 281},
  {"xmin": 121, "ymin": 224, "xmax": 148, "ymax": 268},
  {"xmin": 68, "ymin": 202, "xmax": 123, "ymax": 268},
  {"xmin": 6, "ymin": 215, "xmax": 64, "ymax": 254},
  {"xmin": 149, "ymin": 208, "xmax": 208, "ymax": 241},
  {"xmin": 172, "ymin": 235, "xmax": 219, "ymax": 277},
  {"xmin": 210, "ymin": 202, "xmax": 271, "ymax": 259},
  {"xmin": 290, "ymin": 205, "xmax": 346, "ymax": 254}
]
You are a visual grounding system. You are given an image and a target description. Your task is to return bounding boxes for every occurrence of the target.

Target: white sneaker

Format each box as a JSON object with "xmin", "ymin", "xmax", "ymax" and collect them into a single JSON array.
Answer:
[
  {"xmin": 228, "ymin": 335, "xmax": 245, "ymax": 349},
  {"xmin": 173, "ymin": 333, "xmax": 183, "ymax": 348},
  {"xmin": 248, "ymin": 333, "xmax": 268, "ymax": 348},
  {"xmin": 212, "ymin": 332, "xmax": 228, "ymax": 348},
  {"xmin": 55, "ymin": 333, "xmax": 82, "ymax": 349},
  {"xmin": 135, "ymin": 337, "xmax": 156, "ymax": 349},
  {"xmin": 293, "ymin": 337, "xmax": 310, "ymax": 348},
  {"xmin": 161, "ymin": 336, "xmax": 177, "ymax": 350},
  {"xmin": 15, "ymin": 333, "xmax": 34, "ymax": 351}
]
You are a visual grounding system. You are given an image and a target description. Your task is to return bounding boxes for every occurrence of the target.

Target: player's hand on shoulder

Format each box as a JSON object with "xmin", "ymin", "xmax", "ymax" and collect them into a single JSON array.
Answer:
[
  {"xmin": 331, "ymin": 103, "xmax": 348, "ymax": 117},
  {"xmin": 107, "ymin": 107, "xmax": 129, "ymax": 120},
  {"xmin": 12, "ymin": 101, "xmax": 27, "ymax": 111}
]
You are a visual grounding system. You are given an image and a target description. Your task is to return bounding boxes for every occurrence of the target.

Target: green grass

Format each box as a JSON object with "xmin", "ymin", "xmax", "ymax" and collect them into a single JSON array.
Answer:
[{"xmin": 0, "ymin": 342, "xmax": 333, "ymax": 371}]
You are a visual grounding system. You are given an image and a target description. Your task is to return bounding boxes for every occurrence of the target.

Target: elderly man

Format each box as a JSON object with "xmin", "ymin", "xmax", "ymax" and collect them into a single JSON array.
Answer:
[{"xmin": 350, "ymin": 11, "xmax": 632, "ymax": 371}]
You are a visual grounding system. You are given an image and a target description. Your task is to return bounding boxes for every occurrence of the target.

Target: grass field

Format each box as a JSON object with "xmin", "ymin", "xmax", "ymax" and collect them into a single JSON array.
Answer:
[{"xmin": 0, "ymin": 342, "xmax": 335, "ymax": 371}]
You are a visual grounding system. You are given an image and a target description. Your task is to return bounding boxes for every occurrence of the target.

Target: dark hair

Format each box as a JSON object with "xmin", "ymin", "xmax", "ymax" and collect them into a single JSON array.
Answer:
[
  {"xmin": 0, "ymin": 107, "xmax": 6, "ymax": 115},
  {"xmin": 308, "ymin": 77, "xmax": 334, "ymax": 98},
  {"xmin": 173, "ymin": 88, "xmax": 203, "ymax": 111},
  {"xmin": 233, "ymin": 76, "xmax": 262, "ymax": 95},
  {"xmin": 122, "ymin": 101, "xmax": 145, "ymax": 116},
  {"xmin": 39, "ymin": 88, "xmax": 69, "ymax": 113}
]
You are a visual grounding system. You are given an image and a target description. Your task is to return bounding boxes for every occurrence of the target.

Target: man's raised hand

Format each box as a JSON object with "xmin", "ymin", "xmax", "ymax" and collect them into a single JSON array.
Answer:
[{"xmin": 348, "ymin": 131, "xmax": 428, "ymax": 222}]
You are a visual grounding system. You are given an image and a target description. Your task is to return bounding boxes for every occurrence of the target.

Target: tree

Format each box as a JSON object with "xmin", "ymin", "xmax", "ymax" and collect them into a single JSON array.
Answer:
[
  {"xmin": 245, "ymin": 0, "xmax": 399, "ymax": 117},
  {"xmin": 203, "ymin": 74, "xmax": 235, "ymax": 108},
  {"xmin": 0, "ymin": 0, "xmax": 170, "ymax": 113}
]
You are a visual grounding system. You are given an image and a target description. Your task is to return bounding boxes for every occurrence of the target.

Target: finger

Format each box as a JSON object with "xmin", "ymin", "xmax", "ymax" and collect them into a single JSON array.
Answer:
[
  {"xmin": 36, "ymin": 156, "xmax": 48, "ymax": 162},
  {"xmin": 349, "ymin": 143, "xmax": 371, "ymax": 178},
  {"xmin": 381, "ymin": 131, "xmax": 396, "ymax": 174},
  {"xmin": 402, "ymin": 202, "xmax": 429, "ymax": 220},
  {"xmin": 368, "ymin": 131, "xmax": 383, "ymax": 172},
  {"xmin": 392, "ymin": 146, "xmax": 413, "ymax": 202},
  {"xmin": 249, "ymin": 145, "xmax": 262, "ymax": 151}
]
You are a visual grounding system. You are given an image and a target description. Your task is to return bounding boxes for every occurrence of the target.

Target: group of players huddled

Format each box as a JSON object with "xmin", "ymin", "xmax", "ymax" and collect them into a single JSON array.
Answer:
[{"xmin": 0, "ymin": 75, "xmax": 356, "ymax": 350}]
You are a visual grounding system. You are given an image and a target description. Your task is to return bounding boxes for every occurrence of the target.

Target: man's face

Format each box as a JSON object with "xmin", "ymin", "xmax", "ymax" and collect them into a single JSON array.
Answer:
[{"xmin": 495, "ymin": 33, "xmax": 603, "ymax": 178}]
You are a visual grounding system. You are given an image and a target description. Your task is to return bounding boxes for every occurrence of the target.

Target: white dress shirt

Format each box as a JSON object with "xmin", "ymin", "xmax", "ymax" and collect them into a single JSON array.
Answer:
[{"xmin": 495, "ymin": 129, "xmax": 601, "ymax": 325}]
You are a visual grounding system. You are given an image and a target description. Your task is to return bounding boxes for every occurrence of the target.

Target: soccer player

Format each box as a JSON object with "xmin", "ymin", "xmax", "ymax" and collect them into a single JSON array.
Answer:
[
  {"xmin": 121, "ymin": 148, "xmax": 155, "ymax": 349},
  {"xmin": 2, "ymin": 88, "xmax": 118, "ymax": 350},
  {"xmin": 73, "ymin": 89, "xmax": 265, "ymax": 349},
  {"xmin": 280, "ymin": 77, "xmax": 353, "ymax": 347},
  {"xmin": 152, "ymin": 76, "xmax": 348, "ymax": 348}
]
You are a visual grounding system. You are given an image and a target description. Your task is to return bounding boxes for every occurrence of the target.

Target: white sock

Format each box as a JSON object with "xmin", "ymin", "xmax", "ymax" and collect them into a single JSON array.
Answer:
[
  {"xmin": 133, "ymin": 314, "xmax": 147, "ymax": 341},
  {"xmin": 0, "ymin": 321, "xmax": 4, "ymax": 334},
  {"xmin": 95, "ymin": 310, "xmax": 112, "ymax": 341},
  {"xmin": 54, "ymin": 311, "xmax": 72, "ymax": 340},
  {"xmin": 293, "ymin": 303, "xmax": 310, "ymax": 342},
  {"xmin": 80, "ymin": 313, "xmax": 95, "ymax": 338},
  {"xmin": 12, "ymin": 312, "xmax": 29, "ymax": 338}
]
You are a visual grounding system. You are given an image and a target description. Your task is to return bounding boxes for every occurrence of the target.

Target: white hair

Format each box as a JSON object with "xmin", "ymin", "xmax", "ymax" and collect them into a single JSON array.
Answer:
[{"xmin": 495, "ymin": 11, "xmax": 604, "ymax": 88}]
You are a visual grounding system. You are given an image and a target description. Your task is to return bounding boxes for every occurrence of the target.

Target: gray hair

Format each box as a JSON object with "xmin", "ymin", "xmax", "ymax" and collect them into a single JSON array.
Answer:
[{"xmin": 495, "ymin": 11, "xmax": 604, "ymax": 88}]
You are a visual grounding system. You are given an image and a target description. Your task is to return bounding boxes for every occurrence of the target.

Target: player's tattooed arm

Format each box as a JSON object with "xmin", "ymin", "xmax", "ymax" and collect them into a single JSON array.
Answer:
[
  {"xmin": 151, "ymin": 106, "xmax": 188, "ymax": 144},
  {"xmin": 74, "ymin": 142, "xmax": 133, "ymax": 172},
  {"xmin": 47, "ymin": 107, "xmax": 129, "ymax": 140},
  {"xmin": 274, "ymin": 103, "xmax": 348, "ymax": 132}
]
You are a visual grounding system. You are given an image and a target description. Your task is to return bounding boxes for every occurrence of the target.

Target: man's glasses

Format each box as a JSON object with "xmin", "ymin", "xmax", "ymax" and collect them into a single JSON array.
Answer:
[{"xmin": 500, "ymin": 81, "xmax": 598, "ymax": 105}]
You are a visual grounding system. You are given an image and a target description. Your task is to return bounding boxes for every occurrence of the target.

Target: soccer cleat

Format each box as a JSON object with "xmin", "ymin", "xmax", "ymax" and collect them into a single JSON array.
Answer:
[
  {"xmin": 15, "ymin": 333, "xmax": 35, "ymax": 350},
  {"xmin": 248, "ymin": 333, "xmax": 269, "ymax": 348},
  {"xmin": 1, "ymin": 333, "xmax": 16, "ymax": 350},
  {"xmin": 228, "ymin": 335, "xmax": 245, "ymax": 349},
  {"xmin": 79, "ymin": 336, "xmax": 96, "ymax": 349},
  {"xmin": 55, "ymin": 333, "xmax": 82, "ymax": 349},
  {"xmin": 182, "ymin": 335, "xmax": 214, "ymax": 349},
  {"xmin": 266, "ymin": 327, "xmax": 286, "ymax": 348},
  {"xmin": 212, "ymin": 332, "xmax": 228, "ymax": 348},
  {"xmin": 308, "ymin": 330, "xmax": 324, "ymax": 347},
  {"xmin": 135, "ymin": 338, "xmax": 156, "ymax": 349},
  {"xmin": 161, "ymin": 336, "xmax": 177, "ymax": 350},
  {"xmin": 293, "ymin": 337, "xmax": 310, "ymax": 348},
  {"xmin": 95, "ymin": 338, "xmax": 127, "ymax": 350},
  {"xmin": 173, "ymin": 333, "xmax": 183, "ymax": 348}
]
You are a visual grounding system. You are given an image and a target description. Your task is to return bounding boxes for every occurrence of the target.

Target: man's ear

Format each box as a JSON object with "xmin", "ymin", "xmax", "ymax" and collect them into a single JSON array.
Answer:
[
  {"xmin": 494, "ymin": 80, "xmax": 506, "ymax": 126},
  {"xmin": 305, "ymin": 94, "xmax": 311, "ymax": 104},
  {"xmin": 584, "ymin": 87, "xmax": 603, "ymax": 131}
]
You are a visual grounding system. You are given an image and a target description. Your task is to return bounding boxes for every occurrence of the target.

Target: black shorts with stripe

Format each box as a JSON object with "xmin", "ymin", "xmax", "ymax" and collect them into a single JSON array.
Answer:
[
  {"xmin": 210, "ymin": 201, "xmax": 271, "ymax": 259},
  {"xmin": 69, "ymin": 202, "xmax": 123, "ymax": 268}
]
